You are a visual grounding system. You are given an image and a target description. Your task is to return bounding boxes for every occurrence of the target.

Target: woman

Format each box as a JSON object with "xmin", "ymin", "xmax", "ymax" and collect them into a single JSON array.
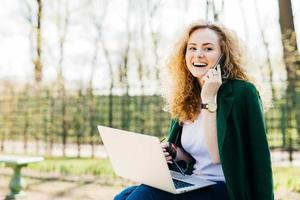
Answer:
[{"xmin": 115, "ymin": 20, "xmax": 274, "ymax": 200}]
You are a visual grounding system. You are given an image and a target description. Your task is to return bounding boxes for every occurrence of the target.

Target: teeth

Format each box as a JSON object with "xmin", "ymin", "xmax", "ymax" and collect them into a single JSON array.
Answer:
[{"xmin": 193, "ymin": 62, "xmax": 207, "ymax": 67}]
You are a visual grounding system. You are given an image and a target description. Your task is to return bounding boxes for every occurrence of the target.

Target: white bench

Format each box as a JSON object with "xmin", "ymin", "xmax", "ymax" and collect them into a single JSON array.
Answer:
[{"xmin": 0, "ymin": 155, "xmax": 44, "ymax": 200}]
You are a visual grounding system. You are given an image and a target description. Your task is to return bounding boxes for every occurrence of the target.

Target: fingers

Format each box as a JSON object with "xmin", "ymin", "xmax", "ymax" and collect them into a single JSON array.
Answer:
[
  {"xmin": 208, "ymin": 68, "xmax": 221, "ymax": 83},
  {"xmin": 161, "ymin": 142, "xmax": 169, "ymax": 148},
  {"xmin": 164, "ymin": 151, "xmax": 170, "ymax": 157},
  {"xmin": 216, "ymin": 64, "xmax": 222, "ymax": 82},
  {"xmin": 204, "ymin": 69, "xmax": 221, "ymax": 82},
  {"xmin": 217, "ymin": 64, "xmax": 221, "ymax": 75},
  {"xmin": 200, "ymin": 69, "xmax": 214, "ymax": 85},
  {"xmin": 163, "ymin": 151, "xmax": 173, "ymax": 163},
  {"xmin": 200, "ymin": 68, "xmax": 222, "ymax": 99},
  {"xmin": 200, "ymin": 76, "xmax": 206, "ymax": 87},
  {"xmin": 161, "ymin": 142, "xmax": 173, "ymax": 164}
]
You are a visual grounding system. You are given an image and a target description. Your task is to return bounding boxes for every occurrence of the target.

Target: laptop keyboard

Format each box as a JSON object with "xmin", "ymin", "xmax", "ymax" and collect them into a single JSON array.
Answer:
[{"xmin": 173, "ymin": 179, "xmax": 194, "ymax": 189}]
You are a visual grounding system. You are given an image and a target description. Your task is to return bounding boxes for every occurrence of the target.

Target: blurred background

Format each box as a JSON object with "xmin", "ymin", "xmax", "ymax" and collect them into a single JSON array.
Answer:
[{"xmin": 0, "ymin": 0, "xmax": 300, "ymax": 199}]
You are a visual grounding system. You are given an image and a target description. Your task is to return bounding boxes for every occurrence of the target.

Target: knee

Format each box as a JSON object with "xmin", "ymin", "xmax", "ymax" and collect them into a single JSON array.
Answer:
[
  {"xmin": 114, "ymin": 192, "xmax": 124, "ymax": 200},
  {"xmin": 113, "ymin": 186, "xmax": 138, "ymax": 200},
  {"xmin": 128, "ymin": 184, "xmax": 164, "ymax": 200},
  {"xmin": 113, "ymin": 194, "xmax": 120, "ymax": 200},
  {"xmin": 114, "ymin": 184, "xmax": 167, "ymax": 200},
  {"xmin": 114, "ymin": 191, "xmax": 124, "ymax": 200}
]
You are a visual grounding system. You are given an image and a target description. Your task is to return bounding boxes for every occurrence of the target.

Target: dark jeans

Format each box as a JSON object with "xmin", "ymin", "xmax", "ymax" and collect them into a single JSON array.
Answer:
[{"xmin": 114, "ymin": 181, "xmax": 229, "ymax": 200}]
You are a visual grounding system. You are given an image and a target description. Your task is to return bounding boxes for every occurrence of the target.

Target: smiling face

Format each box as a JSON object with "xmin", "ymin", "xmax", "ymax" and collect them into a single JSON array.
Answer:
[{"xmin": 185, "ymin": 28, "xmax": 222, "ymax": 80}]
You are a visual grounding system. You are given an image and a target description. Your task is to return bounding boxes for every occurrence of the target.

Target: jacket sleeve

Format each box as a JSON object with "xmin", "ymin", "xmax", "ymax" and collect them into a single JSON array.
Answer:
[
  {"xmin": 167, "ymin": 119, "xmax": 182, "ymax": 147},
  {"xmin": 245, "ymin": 83, "xmax": 274, "ymax": 200}
]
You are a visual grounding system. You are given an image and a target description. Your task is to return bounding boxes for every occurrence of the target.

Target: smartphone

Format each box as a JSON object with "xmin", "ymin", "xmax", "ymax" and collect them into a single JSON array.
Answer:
[{"xmin": 213, "ymin": 55, "xmax": 226, "ymax": 81}]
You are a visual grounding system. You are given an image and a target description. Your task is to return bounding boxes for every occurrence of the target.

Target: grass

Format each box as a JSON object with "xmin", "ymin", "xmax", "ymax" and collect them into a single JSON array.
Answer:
[
  {"xmin": 273, "ymin": 166, "xmax": 300, "ymax": 193},
  {"xmin": 7, "ymin": 157, "xmax": 300, "ymax": 193},
  {"xmin": 27, "ymin": 157, "xmax": 117, "ymax": 179}
]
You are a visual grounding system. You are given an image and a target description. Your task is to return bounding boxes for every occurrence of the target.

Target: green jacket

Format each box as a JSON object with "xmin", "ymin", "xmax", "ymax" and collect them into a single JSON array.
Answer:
[{"xmin": 167, "ymin": 79, "xmax": 274, "ymax": 200}]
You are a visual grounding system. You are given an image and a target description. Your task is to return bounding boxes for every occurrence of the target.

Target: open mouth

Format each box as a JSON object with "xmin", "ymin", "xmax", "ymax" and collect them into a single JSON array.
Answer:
[{"xmin": 193, "ymin": 62, "xmax": 208, "ymax": 68}]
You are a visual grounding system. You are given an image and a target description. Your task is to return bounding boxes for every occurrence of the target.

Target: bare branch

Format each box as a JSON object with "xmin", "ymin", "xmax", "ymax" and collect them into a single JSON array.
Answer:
[{"xmin": 254, "ymin": 0, "xmax": 276, "ymax": 100}]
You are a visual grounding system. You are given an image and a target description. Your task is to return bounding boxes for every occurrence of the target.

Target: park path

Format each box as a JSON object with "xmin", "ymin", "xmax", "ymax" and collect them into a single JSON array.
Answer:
[
  {"xmin": 0, "ymin": 171, "xmax": 128, "ymax": 200},
  {"xmin": 1, "ymin": 170, "xmax": 300, "ymax": 200}
]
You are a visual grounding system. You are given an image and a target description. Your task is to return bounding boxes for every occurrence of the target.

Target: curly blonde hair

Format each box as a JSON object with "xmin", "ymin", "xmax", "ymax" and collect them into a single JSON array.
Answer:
[{"xmin": 165, "ymin": 20, "xmax": 250, "ymax": 123}]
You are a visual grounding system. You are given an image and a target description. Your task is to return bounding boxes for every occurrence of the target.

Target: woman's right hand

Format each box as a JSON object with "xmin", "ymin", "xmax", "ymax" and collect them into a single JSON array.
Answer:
[
  {"xmin": 200, "ymin": 64, "xmax": 222, "ymax": 103},
  {"xmin": 161, "ymin": 142, "xmax": 174, "ymax": 164}
]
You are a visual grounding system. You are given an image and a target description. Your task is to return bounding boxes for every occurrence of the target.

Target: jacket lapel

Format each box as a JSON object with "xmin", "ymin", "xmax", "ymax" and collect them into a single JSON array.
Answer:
[
  {"xmin": 217, "ymin": 80, "xmax": 234, "ymax": 151},
  {"xmin": 167, "ymin": 119, "xmax": 182, "ymax": 146}
]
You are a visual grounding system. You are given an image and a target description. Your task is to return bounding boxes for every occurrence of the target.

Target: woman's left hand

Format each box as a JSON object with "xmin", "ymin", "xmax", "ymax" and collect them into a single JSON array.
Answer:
[{"xmin": 200, "ymin": 64, "xmax": 222, "ymax": 103}]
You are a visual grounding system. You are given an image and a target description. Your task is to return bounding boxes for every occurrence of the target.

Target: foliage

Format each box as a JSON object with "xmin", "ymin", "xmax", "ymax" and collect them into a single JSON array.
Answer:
[{"xmin": 0, "ymin": 84, "xmax": 299, "ymax": 157}]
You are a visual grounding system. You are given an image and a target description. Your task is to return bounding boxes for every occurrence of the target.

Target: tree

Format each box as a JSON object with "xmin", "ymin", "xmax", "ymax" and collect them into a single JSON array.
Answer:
[
  {"xmin": 35, "ymin": 0, "xmax": 43, "ymax": 82},
  {"xmin": 119, "ymin": 0, "xmax": 133, "ymax": 130},
  {"xmin": 89, "ymin": 0, "xmax": 110, "ymax": 157},
  {"xmin": 47, "ymin": 0, "xmax": 71, "ymax": 156},
  {"xmin": 278, "ymin": 0, "xmax": 300, "ymax": 161},
  {"xmin": 205, "ymin": 0, "xmax": 224, "ymax": 22},
  {"xmin": 254, "ymin": 0, "xmax": 275, "ymax": 101}
]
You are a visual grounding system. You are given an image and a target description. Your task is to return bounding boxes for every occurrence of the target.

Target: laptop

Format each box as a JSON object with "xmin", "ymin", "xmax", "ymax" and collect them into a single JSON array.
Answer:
[{"xmin": 98, "ymin": 125, "xmax": 216, "ymax": 194}]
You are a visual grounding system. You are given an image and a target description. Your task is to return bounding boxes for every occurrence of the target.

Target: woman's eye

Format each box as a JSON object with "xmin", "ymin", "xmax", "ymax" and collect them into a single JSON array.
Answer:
[
  {"xmin": 188, "ymin": 47, "xmax": 197, "ymax": 51},
  {"xmin": 204, "ymin": 47, "xmax": 213, "ymax": 51}
]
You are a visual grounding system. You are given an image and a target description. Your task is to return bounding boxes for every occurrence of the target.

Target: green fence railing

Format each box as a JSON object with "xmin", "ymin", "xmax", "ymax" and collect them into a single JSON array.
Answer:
[{"xmin": 0, "ymin": 85, "xmax": 299, "ymax": 159}]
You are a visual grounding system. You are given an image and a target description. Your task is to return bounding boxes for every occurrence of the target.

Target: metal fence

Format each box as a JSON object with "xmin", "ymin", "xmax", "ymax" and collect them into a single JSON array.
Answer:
[{"xmin": 0, "ymin": 84, "xmax": 299, "ymax": 160}]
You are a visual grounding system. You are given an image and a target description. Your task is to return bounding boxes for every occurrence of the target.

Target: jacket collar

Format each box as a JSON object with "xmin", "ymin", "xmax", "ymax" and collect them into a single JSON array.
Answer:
[{"xmin": 217, "ymin": 80, "xmax": 234, "ymax": 150}]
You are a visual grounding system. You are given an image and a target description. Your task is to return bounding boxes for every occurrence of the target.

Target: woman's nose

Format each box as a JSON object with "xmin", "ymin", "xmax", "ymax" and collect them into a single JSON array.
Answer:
[{"xmin": 195, "ymin": 49, "xmax": 204, "ymax": 57}]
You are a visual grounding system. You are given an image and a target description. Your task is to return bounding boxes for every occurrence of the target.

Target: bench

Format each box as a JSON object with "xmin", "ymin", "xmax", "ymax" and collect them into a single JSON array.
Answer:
[{"xmin": 0, "ymin": 155, "xmax": 44, "ymax": 200}]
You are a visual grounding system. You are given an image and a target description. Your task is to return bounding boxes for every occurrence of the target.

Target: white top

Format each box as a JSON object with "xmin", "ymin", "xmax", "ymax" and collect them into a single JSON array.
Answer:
[{"xmin": 181, "ymin": 114, "xmax": 225, "ymax": 181}]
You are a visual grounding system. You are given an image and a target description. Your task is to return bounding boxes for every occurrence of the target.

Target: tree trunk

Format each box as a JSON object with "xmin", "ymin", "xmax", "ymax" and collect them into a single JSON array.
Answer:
[
  {"xmin": 120, "ymin": 0, "xmax": 132, "ymax": 130},
  {"xmin": 34, "ymin": 0, "xmax": 43, "ymax": 82},
  {"xmin": 278, "ymin": 0, "xmax": 300, "ymax": 161},
  {"xmin": 62, "ymin": 85, "xmax": 67, "ymax": 157}
]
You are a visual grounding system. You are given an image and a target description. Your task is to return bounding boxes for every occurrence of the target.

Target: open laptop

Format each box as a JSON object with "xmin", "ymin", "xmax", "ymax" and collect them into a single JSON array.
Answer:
[{"xmin": 98, "ymin": 125, "xmax": 216, "ymax": 194}]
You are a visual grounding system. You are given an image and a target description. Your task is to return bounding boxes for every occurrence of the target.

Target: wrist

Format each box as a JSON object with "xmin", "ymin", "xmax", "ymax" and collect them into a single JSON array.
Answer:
[
  {"xmin": 201, "ymin": 96, "xmax": 216, "ymax": 104},
  {"xmin": 201, "ymin": 100, "xmax": 218, "ymax": 113}
]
